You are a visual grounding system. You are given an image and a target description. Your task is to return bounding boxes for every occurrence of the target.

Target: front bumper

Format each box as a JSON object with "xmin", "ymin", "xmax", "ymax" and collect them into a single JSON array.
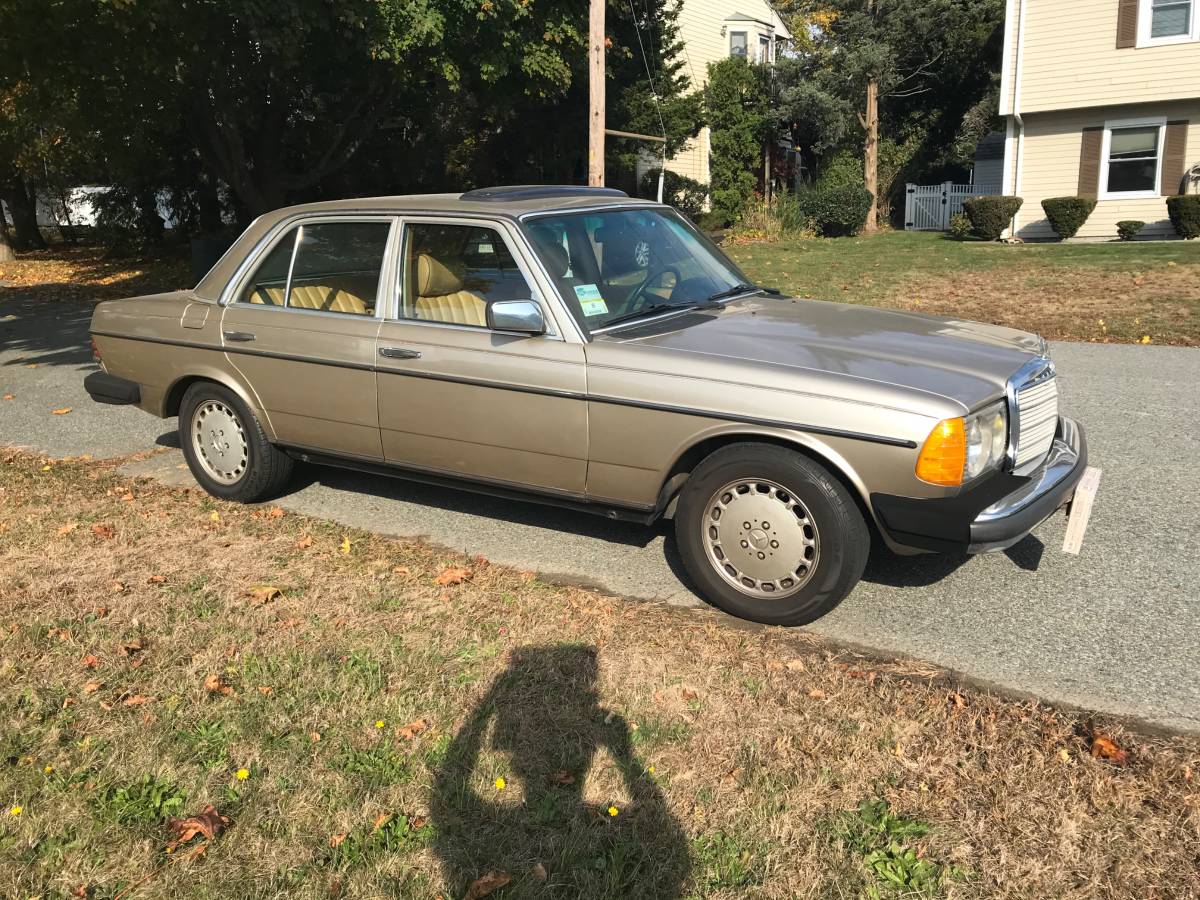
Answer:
[{"xmin": 872, "ymin": 416, "xmax": 1087, "ymax": 554}]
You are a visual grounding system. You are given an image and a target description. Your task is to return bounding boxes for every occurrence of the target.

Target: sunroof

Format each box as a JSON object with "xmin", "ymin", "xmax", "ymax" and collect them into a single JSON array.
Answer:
[{"xmin": 459, "ymin": 185, "xmax": 629, "ymax": 202}]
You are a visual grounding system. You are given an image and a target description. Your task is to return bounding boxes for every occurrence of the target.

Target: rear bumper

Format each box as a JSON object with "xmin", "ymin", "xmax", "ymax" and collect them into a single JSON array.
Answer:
[
  {"xmin": 84, "ymin": 371, "xmax": 141, "ymax": 405},
  {"xmin": 872, "ymin": 417, "xmax": 1087, "ymax": 554}
]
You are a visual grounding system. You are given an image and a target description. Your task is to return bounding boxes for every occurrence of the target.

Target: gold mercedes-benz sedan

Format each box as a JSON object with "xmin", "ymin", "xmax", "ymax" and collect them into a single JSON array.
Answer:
[{"xmin": 86, "ymin": 186, "xmax": 1088, "ymax": 625}]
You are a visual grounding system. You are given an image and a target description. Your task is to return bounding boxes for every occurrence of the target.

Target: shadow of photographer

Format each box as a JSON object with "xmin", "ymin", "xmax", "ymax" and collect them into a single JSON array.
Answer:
[{"xmin": 431, "ymin": 644, "xmax": 690, "ymax": 898}]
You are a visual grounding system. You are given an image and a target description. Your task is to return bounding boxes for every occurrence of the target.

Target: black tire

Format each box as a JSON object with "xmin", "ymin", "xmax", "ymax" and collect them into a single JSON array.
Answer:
[
  {"xmin": 179, "ymin": 381, "xmax": 293, "ymax": 503},
  {"xmin": 674, "ymin": 443, "xmax": 869, "ymax": 626}
]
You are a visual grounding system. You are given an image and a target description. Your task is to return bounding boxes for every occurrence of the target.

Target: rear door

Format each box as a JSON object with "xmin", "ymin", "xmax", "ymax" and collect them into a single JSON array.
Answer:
[
  {"xmin": 220, "ymin": 216, "xmax": 397, "ymax": 459},
  {"xmin": 374, "ymin": 217, "xmax": 589, "ymax": 495}
]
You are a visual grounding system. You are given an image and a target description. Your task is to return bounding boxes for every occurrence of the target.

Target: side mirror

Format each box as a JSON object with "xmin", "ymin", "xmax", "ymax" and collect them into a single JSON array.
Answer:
[{"xmin": 487, "ymin": 299, "xmax": 545, "ymax": 335}]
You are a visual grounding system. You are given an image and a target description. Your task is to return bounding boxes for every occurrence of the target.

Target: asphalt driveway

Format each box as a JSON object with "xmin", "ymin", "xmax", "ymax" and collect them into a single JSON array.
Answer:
[{"xmin": 4, "ymin": 291, "xmax": 1199, "ymax": 731}]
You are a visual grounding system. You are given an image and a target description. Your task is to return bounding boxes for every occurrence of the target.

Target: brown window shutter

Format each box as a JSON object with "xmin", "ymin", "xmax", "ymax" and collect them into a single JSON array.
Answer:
[
  {"xmin": 1161, "ymin": 120, "xmax": 1189, "ymax": 196},
  {"xmin": 1116, "ymin": 0, "xmax": 1139, "ymax": 48},
  {"xmin": 1078, "ymin": 127, "xmax": 1104, "ymax": 199}
]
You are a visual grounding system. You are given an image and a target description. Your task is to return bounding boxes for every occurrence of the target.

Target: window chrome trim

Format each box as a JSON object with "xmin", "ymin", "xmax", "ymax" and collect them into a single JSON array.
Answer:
[{"xmin": 388, "ymin": 214, "xmax": 565, "ymax": 340}]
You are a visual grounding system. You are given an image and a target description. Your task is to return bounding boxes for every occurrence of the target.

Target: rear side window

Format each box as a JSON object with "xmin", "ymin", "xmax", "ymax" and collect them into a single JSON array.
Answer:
[{"xmin": 239, "ymin": 220, "xmax": 391, "ymax": 316}]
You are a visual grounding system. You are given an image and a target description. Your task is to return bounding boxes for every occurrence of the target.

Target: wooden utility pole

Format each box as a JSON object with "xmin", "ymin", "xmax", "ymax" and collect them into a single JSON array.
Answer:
[
  {"xmin": 588, "ymin": 0, "xmax": 605, "ymax": 186},
  {"xmin": 862, "ymin": 0, "xmax": 879, "ymax": 231}
]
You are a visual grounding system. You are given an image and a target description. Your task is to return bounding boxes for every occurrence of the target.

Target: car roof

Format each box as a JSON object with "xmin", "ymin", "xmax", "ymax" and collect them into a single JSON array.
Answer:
[{"xmin": 195, "ymin": 187, "xmax": 662, "ymax": 299}]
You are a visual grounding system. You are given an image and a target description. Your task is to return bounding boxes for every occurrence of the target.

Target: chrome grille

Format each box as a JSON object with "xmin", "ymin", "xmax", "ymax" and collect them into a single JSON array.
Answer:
[{"xmin": 1013, "ymin": 373, "xmax": 1059, "ymax": 469}]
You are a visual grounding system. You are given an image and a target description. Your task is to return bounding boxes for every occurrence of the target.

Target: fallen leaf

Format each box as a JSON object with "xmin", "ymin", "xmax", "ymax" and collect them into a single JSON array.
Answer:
[
  {"xmin": 396, "ymin": 719, "xmax": 428, "ymax": 740},
  {"xmin": 410, "ymin": 815, "xmax": 428, "ymax": 829},
  {"xmin": 466, "ymin": 872, "xmax": 511, "ymax": 899},
  {"xmin": 90, "ymin": 523, "xmax": 115, "ymax": 539},
  {"xmin": 435, "ymin": 566, "xmax": 472, "ymax": 586},
  {"xmin": 339, "ymin": 537, "xmax": 352, "ymax": 555},
  {"xmin": 83, "ymin": 680, "xmax": 103, "ymax": 694},
  {"xmin": 119, "ymin": 491, "xmax": 135, "ymax": 502},
  {"xmin": 949, "ymin": 691, "xmax": 967, "ymax": 710},
  {"xmin": 391, "ymin": 565, "xmax": 411, "ymax": 575},
  {"xmin": 1, "ymin": 394, "xmax": 12, "ymax": 401},
  {"xmin": 530, "ymin": 862, "xmax": 547, "ymax": 882},
  {"xmin": 807, "ymin": 688, "xmax": 826, "ymax": 700},
  {"xmin": 257, "ymin": 685, "xmax": 273, "ymax": 696},
  {"xmin": 546, "ymin": 770, "xmax": 575, "ymax": 786},
  {"xmin": 309, "ymin": 731, "xmax": 322, "ymax": 743},
  {"xmin": 71, "ymin": 885, "xmax": 89, "ymax": 898},
  {"xmin": 51, "ymin": 407, "xmax": 72, "ymax": 415},
  {"xmin": 266, "ymin": 507, "xmax": 285, "ymax": 519},
  {"xmin": 120, "ymin": 638, "xmax": 146, "ymax": 657},
  {"xmin": 295, "ymin": 534, "xmax": 314, "ymax": 549},
  {"xmin": 82, "ymin": 654, "xmax": 99, "ymax": 668},
  {"xmin": 166, "ymin": 804, "xmax": 231, "ymax": 850},
  {"xmin": 110, "ymin": 581, "xmax": 126, "ymax": 593},
  {"xmin": 247, "ymin": 584, "xmax": 282, "ymax": 605},
  {"xmin": 146, "ymin": 575, "xmax": 166, "ymax": 584},
  {"xmin": 1090, "ymin": 735, "xmax": 1129, "ymax": 765},
  {"xmin": 57, "ymin": 522, "xmax": 78, "ymax": 536},
  {"xmin": 94, "ymin": 607, "xmax": 109, "ymax": 618},
  {"xmin": 785, "ymin": 659, "xmax": 806, "ymax": 672},
  {"xmin": 328, "ymin": 832, "xmax": 347, "ymax": 848},
  {"xmin": 123, "ymin": 694, "xmax": 152, "ymax": 706},
  {"xmin": 681, "ymin": 688, "xmax": 698, "ymax": 701},
  {"xmin": 203, "ymin": 674, "xmax": 234, "ymax": 696},
  {"xmin": 1058, "ymin": 747, "xmax": 1072, "ymax": 763},
  {"xmin": 373, "ymin": 812, "xmax": 393, "ymax": 830}
]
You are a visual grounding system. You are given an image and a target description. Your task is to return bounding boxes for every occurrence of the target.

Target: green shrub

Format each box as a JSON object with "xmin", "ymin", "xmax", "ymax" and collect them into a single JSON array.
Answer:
[
  {"xmin": 794, "ymin": 184, "xmax": 873, "ymax": 237},
  {"xmin": 1166, "ymin": 195, "xmax": 1200, "ymax": 239},
  {"xmin": 1041, "ymin": 196, "xmax": 1096, "ymax": 240},
  {"xmin": 705, "ymin": 57, "xmax": 768, "ymax": 226},
  {"xmin": 948, "ymin": 212, "xmax": 972, "ymax": 240},
  {"xmin": 1116, "ymin": 220, "xmax": 1146, "ymax": 241},
  {"xmin": 639, "ymin": 169, "xmax": 709, "ymax": 220},
  {"xmin": 814, "ymin": 150, "xmax": 864, "ymax": 190},
  {"xmin": 962, "ymin": 195, "xmax": 1023, "ymax": 241}
]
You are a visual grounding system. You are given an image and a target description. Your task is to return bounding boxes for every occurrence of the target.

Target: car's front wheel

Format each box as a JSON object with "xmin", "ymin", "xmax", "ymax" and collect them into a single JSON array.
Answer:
[
  {"xmin": 674, "ymin": 443, "xmax": 869, "ymax": 626},
  {"xmin": 179, "ymin": 381, "xmax": 293, "ymax": 503}
]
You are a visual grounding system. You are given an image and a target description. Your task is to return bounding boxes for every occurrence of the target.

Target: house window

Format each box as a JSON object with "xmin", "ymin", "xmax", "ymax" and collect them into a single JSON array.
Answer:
[
  {"xmin": 1139, "ymin": 0, "xmax": 1197, "ymax": 44},
  {"xmin": 729, "ymin": 31, "xmax": 748, "ymax": 57},
  {"xmin": 1100, "ymin": 119, "xmax": 1165, "ymax": 199}
]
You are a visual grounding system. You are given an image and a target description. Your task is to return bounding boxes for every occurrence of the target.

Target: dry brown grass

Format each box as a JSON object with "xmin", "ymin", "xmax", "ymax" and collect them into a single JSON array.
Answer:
[
  {"xmin": 0, "ymin": 246, "xmax": 191, "ymax": 304},
  {"xmin": 1, "ymin": 451, "xmax": 1198, "ymax": 899}
]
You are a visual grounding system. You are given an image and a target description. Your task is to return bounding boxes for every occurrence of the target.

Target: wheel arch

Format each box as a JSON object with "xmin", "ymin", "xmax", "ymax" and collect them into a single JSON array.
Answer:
[
  {"xmin": 656, "ymin": 427, "xmax": 878, "ymax": 530},
  {"xmin": 161, "ymin": 371, "xmax": 276, "ymax": 440}
]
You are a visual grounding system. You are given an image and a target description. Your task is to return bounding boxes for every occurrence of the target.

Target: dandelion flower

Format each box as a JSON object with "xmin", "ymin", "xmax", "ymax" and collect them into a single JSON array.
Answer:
[
  {"xmin": 236, "ymin": 768, "xmax": 250, "ymax": 781},
  {"xmin": 647, "ymin": 766, "xmax": 655, "ymax": 775},
  {"xmin": 42, "ymin": 766, "xmax": 53, "ymax": 775},
  {"xmin": 375, "ymin": 720, "xmax": 386, "ymax": 729},
  {"xmin": 494, "ymin": 777, "xmax": 506, "ymax": 790},
  {"xmin": 9, "ymin": 806, "xmax": 21, "ymax": 816},
  {"xmin": 608, "ymin": 806, "xmax": 619, "ymax": 817}
]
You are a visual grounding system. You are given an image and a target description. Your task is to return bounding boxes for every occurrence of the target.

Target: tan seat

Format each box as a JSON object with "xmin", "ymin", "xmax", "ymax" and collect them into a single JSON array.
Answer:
[
  {"xmin": 249, "ymin": 278, "xmax": 372, "ymax": 315},
  {"xmin": 412, "ymin": 253, "xmax": 487, "ymax": 327}
]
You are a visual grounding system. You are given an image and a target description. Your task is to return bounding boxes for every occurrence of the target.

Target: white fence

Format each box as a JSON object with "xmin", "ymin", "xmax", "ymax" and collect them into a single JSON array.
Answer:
[{"xmin": 904, "ymin": 182, "xmax": 999, "ymax": 232}]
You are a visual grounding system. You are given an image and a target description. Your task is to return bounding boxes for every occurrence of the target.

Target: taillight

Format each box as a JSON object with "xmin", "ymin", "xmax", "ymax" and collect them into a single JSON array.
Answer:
[{"xmin": 91, "ymin": 339, "xmax": 101, "ymax": 361}]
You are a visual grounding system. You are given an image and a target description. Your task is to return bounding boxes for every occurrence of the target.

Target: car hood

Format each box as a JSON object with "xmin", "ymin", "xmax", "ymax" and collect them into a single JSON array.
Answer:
[{"xmin": 596, "ymin": 295, "xmax": 1046, "ymax": 413}]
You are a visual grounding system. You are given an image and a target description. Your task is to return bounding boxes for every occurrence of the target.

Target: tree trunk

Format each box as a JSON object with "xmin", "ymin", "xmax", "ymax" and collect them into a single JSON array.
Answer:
[
  {"xmin": 0, "ymin": 172, "xmax": 47, "ymax": 250},
  {"xmin": 197, "ymin": 174, "xmax": 223, "ymax": 235},
  {"xmin": 863, "ymin": 77, "xmax": 879, "ymax": 233},
  {"xmin": 0, "ymin": 206, "xmax": 14, "ymax": 263}
]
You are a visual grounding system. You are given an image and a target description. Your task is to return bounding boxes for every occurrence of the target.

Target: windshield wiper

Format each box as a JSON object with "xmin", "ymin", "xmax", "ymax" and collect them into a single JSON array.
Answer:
[
  {"xmin": 596, "ymin": 303, "xmax": 697, "ymax": 331},
  {"xmin": 704, "ymin": 282, "xmax": 779, "ymax": 303}
]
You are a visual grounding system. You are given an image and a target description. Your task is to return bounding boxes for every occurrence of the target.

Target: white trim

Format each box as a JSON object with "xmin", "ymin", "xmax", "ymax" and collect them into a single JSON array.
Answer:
[
  {"xmin": 1136, "ymin": 0, "xmax": 1200, "ymax": 47},
  {"xmin": 998, "ymin": 0, "xmax": 1017, "ymax": 116},
  {"xmin": 1098, "ymin": 116, "xmax": 1168, "ymax": 200},
  {"xmin": 728, "ymin": 29, "xmax": 749, "ymax": 58},
  {"xmin": 1002, "ymin": 117, "xmax": 1016, "ymax": 195}
]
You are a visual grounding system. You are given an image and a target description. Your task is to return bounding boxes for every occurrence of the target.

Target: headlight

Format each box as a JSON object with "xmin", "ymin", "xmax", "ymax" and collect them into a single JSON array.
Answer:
[{"xmin": 916, "ymin": 401, "xmax": 1008, "ymax": 486}]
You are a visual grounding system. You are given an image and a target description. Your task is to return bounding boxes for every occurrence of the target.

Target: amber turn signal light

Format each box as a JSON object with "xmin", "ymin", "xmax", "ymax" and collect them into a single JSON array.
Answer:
[{"xmin": 916, "ymin": 417, "xmax": 966, "ymax": 486}]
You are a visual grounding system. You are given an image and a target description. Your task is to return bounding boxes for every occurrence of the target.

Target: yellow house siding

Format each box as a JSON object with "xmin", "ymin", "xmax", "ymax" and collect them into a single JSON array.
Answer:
[
  {"xmin": 1013, "ymin": 100, "xmax": 1200, "ymax": 240},
  {"xmin": 1018, "ymin": 0, "xmax": 1200, "ymax": 114},
  {"xmin": 661, "ymin": 0, "xmax": 788, "ymax": 185}
]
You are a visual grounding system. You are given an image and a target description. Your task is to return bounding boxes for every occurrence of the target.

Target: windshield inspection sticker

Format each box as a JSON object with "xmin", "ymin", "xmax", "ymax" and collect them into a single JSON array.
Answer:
[{"xmin": 574, "ymin": 284, "xmax": 609, "ymax": 317}]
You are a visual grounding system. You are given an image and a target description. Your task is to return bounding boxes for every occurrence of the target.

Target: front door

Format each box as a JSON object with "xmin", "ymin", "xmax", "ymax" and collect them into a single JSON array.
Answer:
[
  {"xmin": 220, "ymin": 217, "xmax": 395, "ymax": 459},
  {"xmin": 375, "ymin": 218, "xmax": 588, "ymax": 496}
]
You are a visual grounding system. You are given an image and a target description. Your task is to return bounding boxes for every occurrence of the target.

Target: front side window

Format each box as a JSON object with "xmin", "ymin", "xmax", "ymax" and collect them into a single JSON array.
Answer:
[
  {"xmin": 239, "ymin": 220, "xmax": 390, "ymax": 316},
  {"xmin": 525, "ymin": 208, "xmax": 751, "ymax": 333},
  {"xmin": 398, "ymin": 223, "xmax": 533, "ymax": 328},
  {"xmin": 729, "ymin": 31, "xmax": 748, "ymax": 57},
  {"xmin": 1104, "ymin": 123, "xmax": 1162, "ymax": 196},
  {"xmin": 1150, "ymin": 0, "xmax": 1192, "ymax": 37}
]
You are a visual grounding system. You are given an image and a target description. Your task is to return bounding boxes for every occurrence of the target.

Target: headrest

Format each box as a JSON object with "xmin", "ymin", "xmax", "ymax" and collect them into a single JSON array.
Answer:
[
  {"xmin": 540, "ymin": 243, "xmax": 570, "ymax": 278},
  {"xmin": 417, "ymin": 253, "xmax": 465, "ymax": 296}
]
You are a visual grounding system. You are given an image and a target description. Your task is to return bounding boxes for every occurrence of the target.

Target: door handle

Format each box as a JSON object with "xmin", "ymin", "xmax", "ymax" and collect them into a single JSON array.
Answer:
[
  {"xmin": 223, "ymin": 331, "xmax": 256, "ymax": 343},
  {"xmin": 379, "ymin": 347, "xmax": 421, "ymax": 360}
]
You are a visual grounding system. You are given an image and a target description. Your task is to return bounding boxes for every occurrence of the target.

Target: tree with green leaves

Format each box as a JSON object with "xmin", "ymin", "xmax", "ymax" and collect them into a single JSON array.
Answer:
[{"xmin": 706, "ymin": 57, "xmax": 769, "ymax": 225}]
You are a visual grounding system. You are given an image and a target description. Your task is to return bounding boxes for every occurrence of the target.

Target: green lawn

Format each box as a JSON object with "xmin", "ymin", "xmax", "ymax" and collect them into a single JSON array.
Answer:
[{"xmin": 725, "ymin": 231, "xmax": 1200, "ymax": 346}]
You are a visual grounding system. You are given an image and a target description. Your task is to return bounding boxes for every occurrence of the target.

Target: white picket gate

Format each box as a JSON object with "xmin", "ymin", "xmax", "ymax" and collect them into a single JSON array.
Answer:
[{"xmin": 904, "ymin": 182, "xmax": 999, "ymax": 232}]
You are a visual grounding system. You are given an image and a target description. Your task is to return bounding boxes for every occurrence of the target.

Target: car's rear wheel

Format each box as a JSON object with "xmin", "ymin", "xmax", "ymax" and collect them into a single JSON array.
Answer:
[
  {"xmin": 179, "ymin": 381, "xmax": 293, "ymax": 502},
  {"xmin": 674, "ymin": 443, "xmax": 869, "ymax": 626}
]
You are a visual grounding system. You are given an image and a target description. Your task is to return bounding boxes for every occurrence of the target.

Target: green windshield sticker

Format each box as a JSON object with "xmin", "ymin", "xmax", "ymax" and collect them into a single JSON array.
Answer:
[{"xmin": 574, "ymin": 284, "xmax": 609, "ymax": 317}]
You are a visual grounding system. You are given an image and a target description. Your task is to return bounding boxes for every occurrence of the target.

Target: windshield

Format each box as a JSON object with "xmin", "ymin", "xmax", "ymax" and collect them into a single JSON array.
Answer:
[{"xmin": 523, "ymin": 207, "xmax": 755, "ymax": 333}]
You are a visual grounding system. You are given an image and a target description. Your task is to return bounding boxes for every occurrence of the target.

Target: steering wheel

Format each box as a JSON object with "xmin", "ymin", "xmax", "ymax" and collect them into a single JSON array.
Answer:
[{"xmin": 624, "ymin": 265, "xmax": 682, "ymax": 313}]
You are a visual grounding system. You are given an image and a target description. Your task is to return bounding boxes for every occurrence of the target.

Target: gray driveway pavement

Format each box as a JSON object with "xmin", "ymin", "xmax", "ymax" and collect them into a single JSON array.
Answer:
[{"xmin": 4, "ymin": 291, "xmax": 1199, "ymax": 731}]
